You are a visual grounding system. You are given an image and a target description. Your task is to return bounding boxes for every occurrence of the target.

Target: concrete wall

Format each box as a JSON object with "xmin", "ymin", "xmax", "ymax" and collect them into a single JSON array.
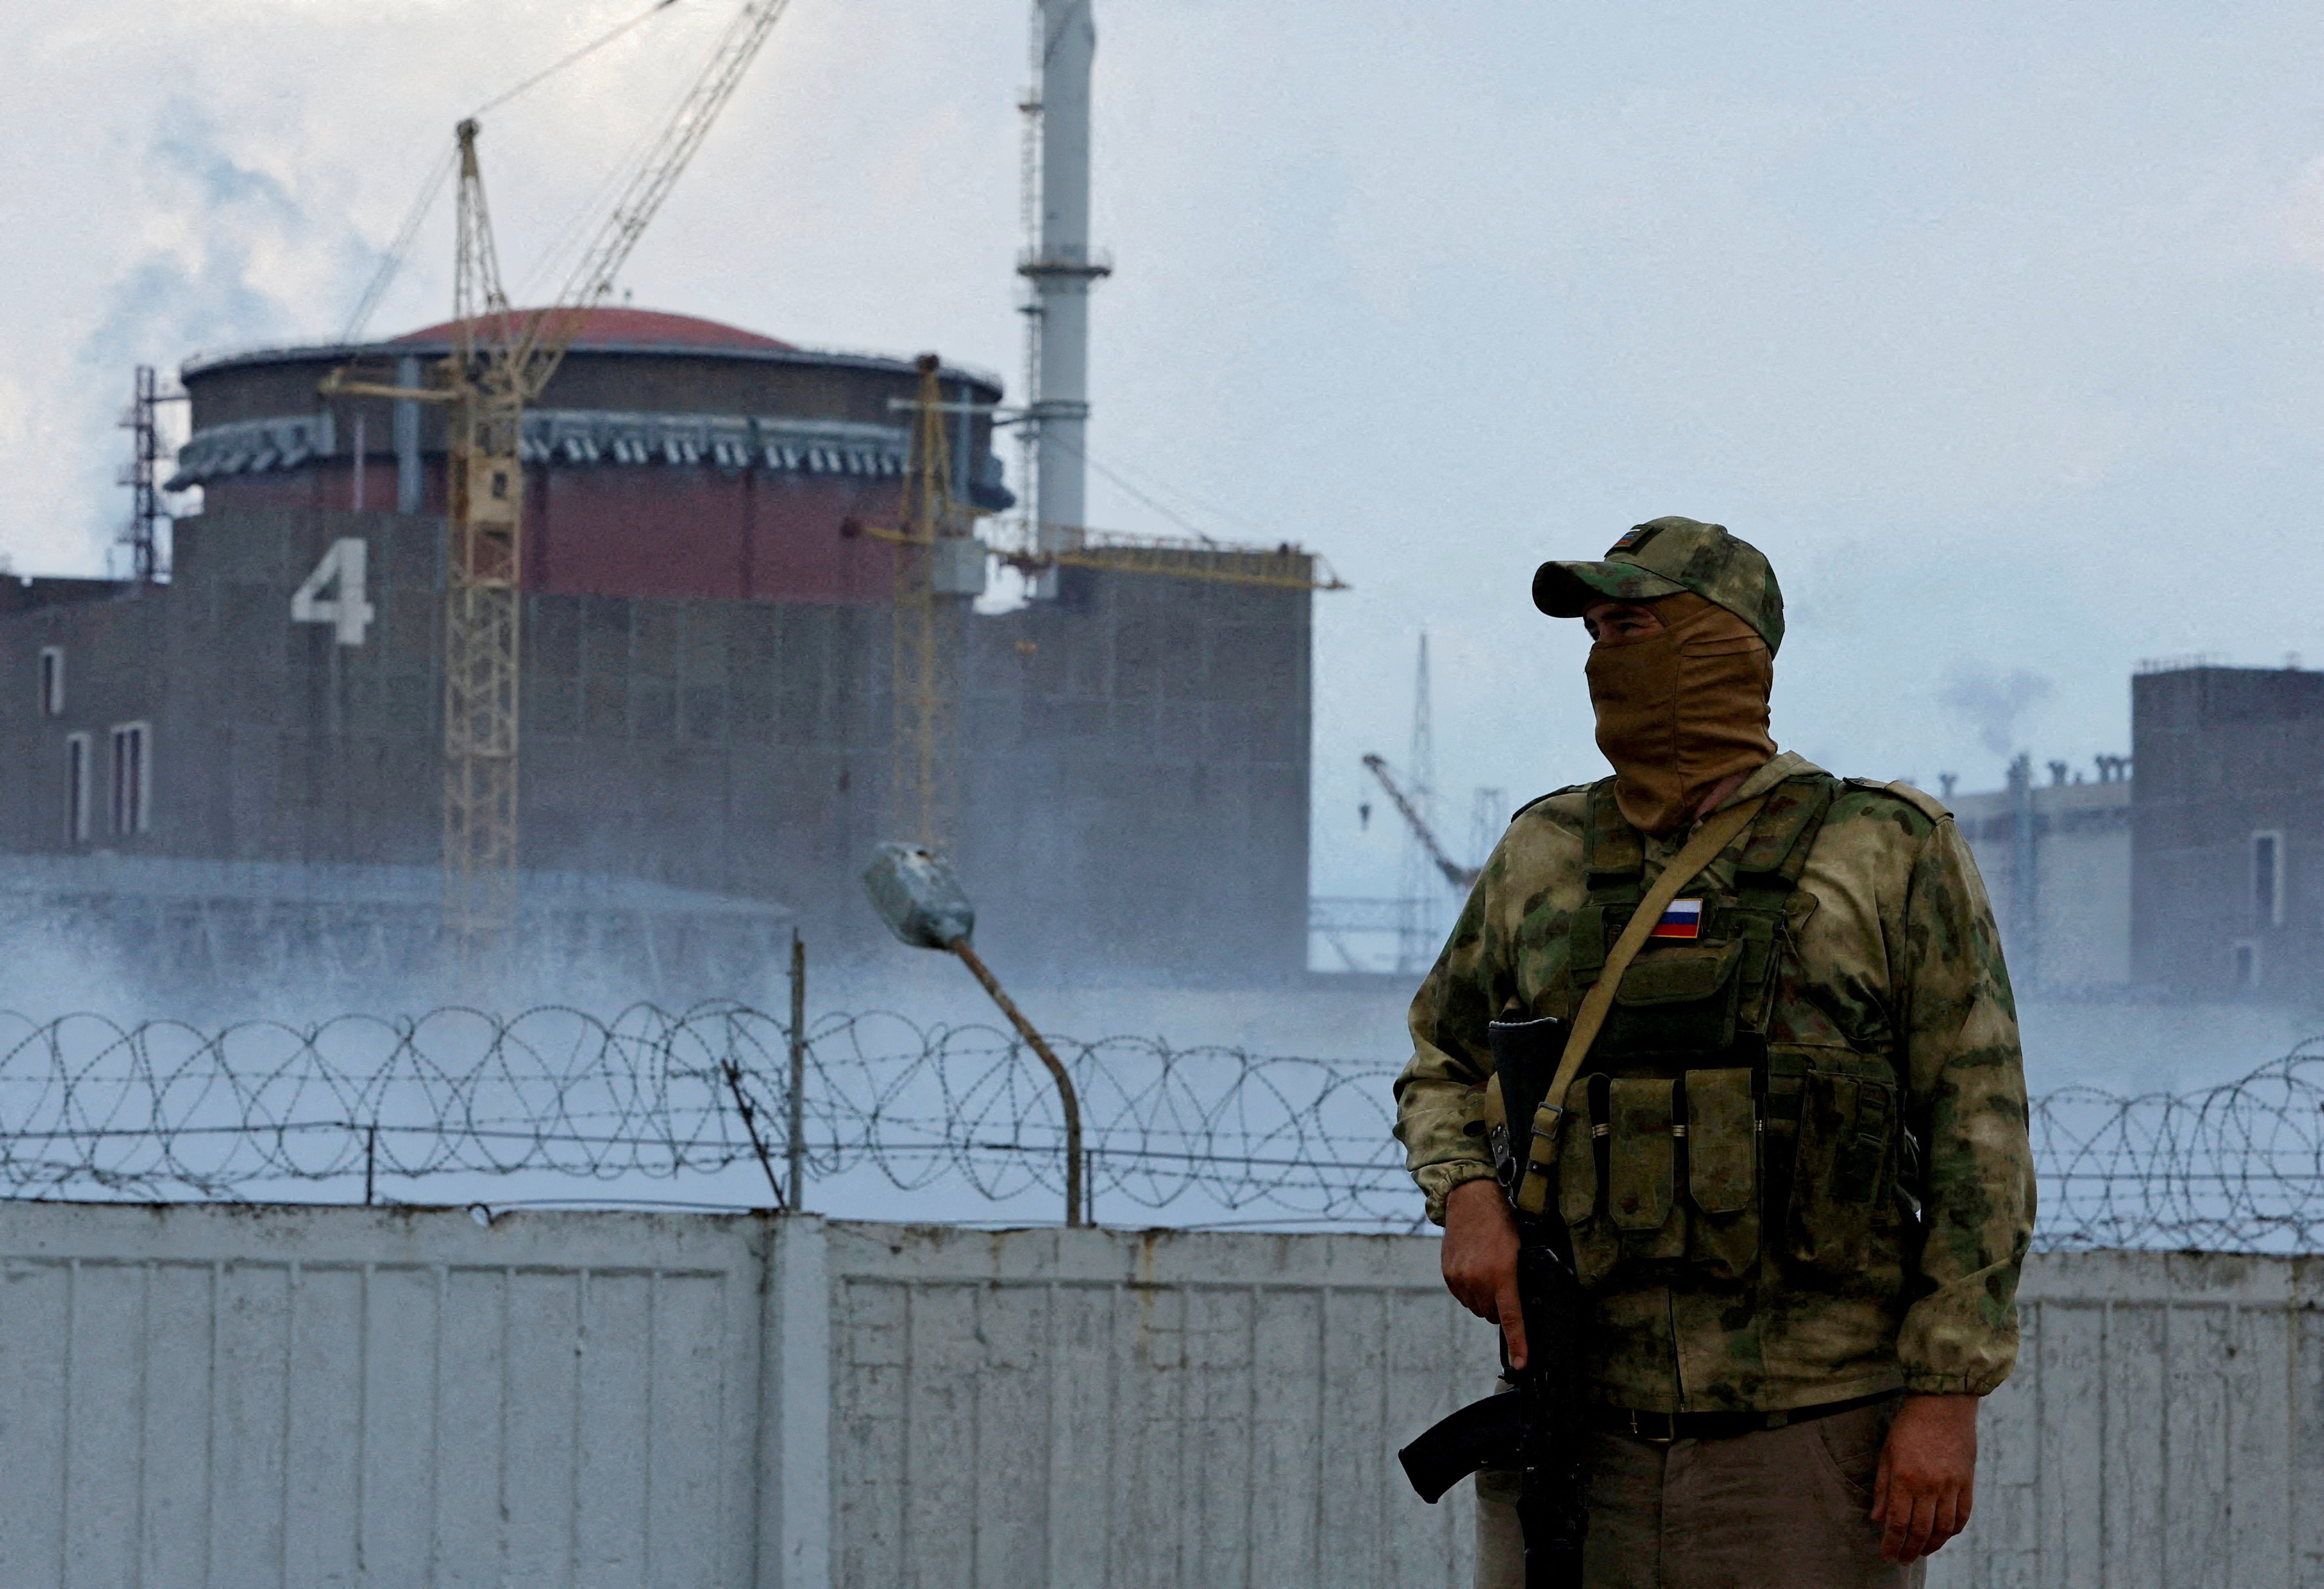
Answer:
[
  {"xmin": 824, "ymin": 1221, "xmax": 1476, "ymax": 1588},
  {"xmin": 961, "ymin": 563, "xmax": 1313, "ymax": 982},
  {"xmin": 1928, "ymin": 1249, "xmax": 2324, "ymax": 1589},
  {"xmin": 0, "ymin": 508, "xmax": 890, "ymax": 944},
  {"xmin": 0, "ymin": 1204, "xmax": 1482, "ymax": 1589},
  {"xmin": 0, "ymin": 1203, "xmax": 2313, "ymax": 1589},
  {"xmin": 182, "ymin": 326, "xmax": 1009, "ymax": 600},
  {"xmin": 0, "ymin": 1202, "xmax": 803, "ymax": 1588}
]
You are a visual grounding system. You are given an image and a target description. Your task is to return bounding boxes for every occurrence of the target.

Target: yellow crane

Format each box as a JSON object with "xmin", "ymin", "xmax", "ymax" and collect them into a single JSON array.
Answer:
[
  {"xmin": 852, "ymin": 402, "xmax": 1346, "ymax": 855},
  {"xmin": 326, "ymin": 0, "xmax": 791, "ymax": 953},
  {"xmin": 840, "ymin": 355, "xmax": 995, "ymax": 852},
  {"xmin": 890, "ymin": 354, "xmax": 984, "ymax": 852},
  {"xmin": 1001, "ymin": 528, "xmax": 1346, "ymax": 593}
]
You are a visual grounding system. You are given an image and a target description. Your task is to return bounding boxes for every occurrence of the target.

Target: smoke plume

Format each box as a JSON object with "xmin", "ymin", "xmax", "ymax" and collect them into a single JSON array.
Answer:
[{"xmin": 1938, "ymin": 661, "xmax": 2053, "ymax": 757}]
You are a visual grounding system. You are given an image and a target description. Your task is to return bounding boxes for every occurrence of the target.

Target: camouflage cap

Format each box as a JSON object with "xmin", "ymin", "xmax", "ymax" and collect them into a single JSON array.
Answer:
[{"xmin": 1532, "ymin": 516, "xmax": 1785, "ymax": 654}]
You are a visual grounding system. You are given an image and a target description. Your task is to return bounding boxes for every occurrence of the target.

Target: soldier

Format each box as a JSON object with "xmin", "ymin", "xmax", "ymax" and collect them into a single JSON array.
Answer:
[{"xmin": 1394, "ymin": 518, "xmax": 2034, "ymax": 1588}]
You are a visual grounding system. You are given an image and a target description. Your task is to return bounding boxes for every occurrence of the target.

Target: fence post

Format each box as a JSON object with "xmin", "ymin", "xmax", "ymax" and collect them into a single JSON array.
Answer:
[
  {"xmin": 756, "ymin": 1212, "xmax": 831, "ymax": 1588},
  {"xmin": 787, "ymin": 932, "xmax": 807, "ymax": 1212}
]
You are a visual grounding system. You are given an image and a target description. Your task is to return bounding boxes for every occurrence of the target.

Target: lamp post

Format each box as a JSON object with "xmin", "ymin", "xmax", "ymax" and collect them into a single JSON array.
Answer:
[{"xmin": 860, "ymin": 843, "xmax": 1086, "ymax": 1225}]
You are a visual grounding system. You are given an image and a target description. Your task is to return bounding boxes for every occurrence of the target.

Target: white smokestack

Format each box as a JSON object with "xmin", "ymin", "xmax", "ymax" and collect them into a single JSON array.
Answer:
[{"xmin": 1021, "ymin": 0, "xmax": 1107, "ymax": 578}]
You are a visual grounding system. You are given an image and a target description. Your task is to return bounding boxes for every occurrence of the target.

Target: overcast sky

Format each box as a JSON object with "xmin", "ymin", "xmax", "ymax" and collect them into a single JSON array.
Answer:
[{"xmin": 9, "ymin": 0, "xmax": 2324, "ymax": 910}]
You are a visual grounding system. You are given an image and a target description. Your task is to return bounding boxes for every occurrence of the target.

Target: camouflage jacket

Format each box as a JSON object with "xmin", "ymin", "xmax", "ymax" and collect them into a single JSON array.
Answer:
[{"xmin": 1394, "ymin": 752, "xmax": 2034, "ymax": 1411}]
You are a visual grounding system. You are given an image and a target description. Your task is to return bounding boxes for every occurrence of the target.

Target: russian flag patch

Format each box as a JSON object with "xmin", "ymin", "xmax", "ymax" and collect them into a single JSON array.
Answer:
[{"xmin": 1650, "ymin": 898, "xmax": 1704, "ymax": 940}]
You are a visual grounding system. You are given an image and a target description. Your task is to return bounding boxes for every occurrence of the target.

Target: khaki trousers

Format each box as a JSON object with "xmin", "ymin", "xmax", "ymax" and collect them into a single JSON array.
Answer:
[{"xmin": 1474, "ymin": 1402, "xmax": 1926, "ymax": 1589}]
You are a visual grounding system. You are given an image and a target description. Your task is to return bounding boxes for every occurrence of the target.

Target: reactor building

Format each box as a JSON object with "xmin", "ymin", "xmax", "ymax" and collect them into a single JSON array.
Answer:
[{"xmin": 0, "ymin": 307, "xmax": 1315, "ymax": 1005}]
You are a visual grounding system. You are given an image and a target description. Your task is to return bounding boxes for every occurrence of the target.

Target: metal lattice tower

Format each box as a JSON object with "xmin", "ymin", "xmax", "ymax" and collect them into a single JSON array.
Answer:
[
  {"xmin": 441, "ymin": 120, "xmax": 525, "ymax": 947},
  {"xmin": 117, "ymin": 366, "xmax": 174, "ymax": 585},
  {"xmin": 1468, "ymin": 785, "xmax": 1507, "ymax": 867},
  {"xmin": 1398, "ymin": 631, "xmax": 1439, "ymax": 973}
]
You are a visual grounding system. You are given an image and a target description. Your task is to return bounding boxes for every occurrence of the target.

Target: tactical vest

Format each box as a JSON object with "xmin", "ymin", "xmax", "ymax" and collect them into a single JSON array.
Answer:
[{"xmin": 1551, "ymin": 773, "xmax": 1905, "ymax": 1291}]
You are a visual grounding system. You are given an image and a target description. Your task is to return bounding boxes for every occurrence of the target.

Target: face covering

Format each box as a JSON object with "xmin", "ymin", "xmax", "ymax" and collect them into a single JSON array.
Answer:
[{"xmin": 1584, "ymin": 592, "xmax": 1777, "ymax": 835}]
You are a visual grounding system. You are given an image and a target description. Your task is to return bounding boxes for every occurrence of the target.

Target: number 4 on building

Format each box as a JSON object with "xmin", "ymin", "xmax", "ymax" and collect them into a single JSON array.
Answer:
[{"xmin": 290, "ymin": 538, "xmax": 375, "ymax": 646}]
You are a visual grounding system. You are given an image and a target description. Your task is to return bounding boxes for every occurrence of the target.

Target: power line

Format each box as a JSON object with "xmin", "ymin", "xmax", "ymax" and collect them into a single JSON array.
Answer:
[{"xmin": 1046, "ymin": 431, "xmax": 1230, "ymax": 545}]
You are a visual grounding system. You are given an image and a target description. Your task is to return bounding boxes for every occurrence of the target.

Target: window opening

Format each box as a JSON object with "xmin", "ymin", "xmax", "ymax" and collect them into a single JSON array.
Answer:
[
  {"xmin": 38, "ymin": 646, "xmax": 63, "ymax": 718},
  {"xmin": 2231, "ymin": 940, "xmax": 2261, "ymax": 990},
  {"xmin": 64, "ymin": 732, "xmax": 90, "ymax": 844},
  {"xmin": 2253, "ymin": 831, "xmax": 2285, "ymax": 926},
  {"xmin": 109, "ymin": 722, "xmax": 150, "ymax": 836}
]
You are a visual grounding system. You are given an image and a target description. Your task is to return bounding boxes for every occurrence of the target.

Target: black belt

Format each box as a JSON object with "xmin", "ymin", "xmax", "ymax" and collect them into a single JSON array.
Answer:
[{"xmin": 1588, "ymin": 1390, "xmax": 1900, "ymax": 1444}]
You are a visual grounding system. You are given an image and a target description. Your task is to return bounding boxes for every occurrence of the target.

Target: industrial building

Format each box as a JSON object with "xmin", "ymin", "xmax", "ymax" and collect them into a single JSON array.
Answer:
[
  {"xmin": 1952, "ymin": 756, "xmax": 2133, "ymax": 998},
  {"xmin": 0, "ymin": 0, "xmax": 1320, "ymax": 1007},
  {"xmin": 0, "ymin": 308, "xmax": 1314, "ymax": 1003},
  {"xmin": 2127, "ymin": 663, "xmax": 2324, "ymax": 1001},
  {"xmin": 1947, "ymin": 660, "xmax": 2324, "ymax": 1007}
]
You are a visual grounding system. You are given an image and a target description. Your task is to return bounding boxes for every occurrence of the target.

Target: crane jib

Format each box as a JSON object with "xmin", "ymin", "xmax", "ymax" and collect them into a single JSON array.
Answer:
[{"xmin": 430, "ymin": 0, "xmax": 794, "ymax": 962}]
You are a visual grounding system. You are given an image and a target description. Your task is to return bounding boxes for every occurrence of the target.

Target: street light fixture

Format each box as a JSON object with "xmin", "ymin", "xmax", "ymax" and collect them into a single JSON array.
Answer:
[{"xmin": 860, "ymin": 843, "xmax": 1086, "ymax": 1225}]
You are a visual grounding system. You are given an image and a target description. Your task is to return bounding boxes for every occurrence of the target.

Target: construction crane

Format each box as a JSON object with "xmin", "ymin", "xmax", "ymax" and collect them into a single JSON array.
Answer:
[
  {"xmin": 838, "ymin": 356, "xmax": 995, "ymax": 852},
  {"xmin": 890, "ymin": 355, "xmax": 982, "ymax": 851},
  {"xmin": 850, "ymin": 412, "xmax": 1341, "ymax": 851},
  {"xmin": 325, "ymin": 0, "xmax": 791, "ymax": 953},
  {"xmin": 1363, "ymin": 753, "xmax": 1480, "ymax": 891}
]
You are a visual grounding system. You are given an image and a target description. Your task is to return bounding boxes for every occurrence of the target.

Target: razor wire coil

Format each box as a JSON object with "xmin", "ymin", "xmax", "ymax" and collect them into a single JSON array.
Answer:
[{"xmin": 0, "ymin": 1005, "xmax": 2316, "ymax": 1251}]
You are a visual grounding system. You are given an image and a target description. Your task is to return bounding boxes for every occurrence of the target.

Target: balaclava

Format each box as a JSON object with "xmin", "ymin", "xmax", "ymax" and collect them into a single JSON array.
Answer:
[{"xmin": 1584, "ymin": 592, "xmax": 1776, "ymax": 834}]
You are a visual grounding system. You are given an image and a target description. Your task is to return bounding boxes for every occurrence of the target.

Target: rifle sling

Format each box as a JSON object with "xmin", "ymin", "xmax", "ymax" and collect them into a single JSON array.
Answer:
[{"xmin": 1512, "ymin": 793, "xmax": 1770, "ymax": 1216}]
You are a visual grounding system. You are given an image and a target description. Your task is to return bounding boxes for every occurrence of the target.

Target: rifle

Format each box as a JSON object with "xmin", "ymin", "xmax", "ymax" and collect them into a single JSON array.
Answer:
[{"xmin": 1397, "ymin": 1015, "xmax": 1590, "ymax": 1589}]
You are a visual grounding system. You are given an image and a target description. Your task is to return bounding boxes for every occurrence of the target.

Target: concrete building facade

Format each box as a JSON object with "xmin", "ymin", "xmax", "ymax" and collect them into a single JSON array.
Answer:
[
  {"xmin": 1953, "ymin": 760, "xmax": 2133, "ymax": 998},
  {"xmin": 0, "ymin": 311, "xmax": 1313, "ymax": 1000},
  {"xmin": 2130, "ymin": 664, "xmax": 2324, "ymax": 1002}
]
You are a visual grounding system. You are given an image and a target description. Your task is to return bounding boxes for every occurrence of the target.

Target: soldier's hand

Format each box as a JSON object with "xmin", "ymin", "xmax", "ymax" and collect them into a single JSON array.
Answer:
[
  {"xmin": 1871, "ymin": 1392, "xmax": 1979, "ymax": 1563},
  {"xmin": 1441, "ymin": 1178, "xmax": 1529, "ymax": 1369}
]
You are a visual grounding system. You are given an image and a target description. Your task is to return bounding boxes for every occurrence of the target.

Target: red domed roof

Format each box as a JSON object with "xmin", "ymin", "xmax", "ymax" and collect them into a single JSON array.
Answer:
[{"xmin": 393, "ymin": 306, "xmax": 795, "ymax": 352}]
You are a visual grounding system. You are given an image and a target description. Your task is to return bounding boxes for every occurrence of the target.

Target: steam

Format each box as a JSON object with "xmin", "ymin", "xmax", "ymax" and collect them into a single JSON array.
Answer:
[
  {"xmin": 1938, "ymin": 661, "xmax": 2053, "ymax": 758},
  {"xmin": 61, "ymin": 98, "xmax": 372, "ymax": 573}
]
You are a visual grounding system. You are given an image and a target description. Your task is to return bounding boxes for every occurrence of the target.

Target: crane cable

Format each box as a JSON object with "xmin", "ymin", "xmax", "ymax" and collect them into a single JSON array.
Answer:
[
  {"xmin": 510, "ymin": 69, "xmax": 694, "ymax": 303},
  {"xmin": 335, "ymin": 0, "xmax": 688, "ymax": 348},
  {"xmin": 337, "ymin": 144, "xmax": 456, "ymax": 348},
  {"xmin": 472, "ymin": 0, "xmax": 685, "ymax": 119}
]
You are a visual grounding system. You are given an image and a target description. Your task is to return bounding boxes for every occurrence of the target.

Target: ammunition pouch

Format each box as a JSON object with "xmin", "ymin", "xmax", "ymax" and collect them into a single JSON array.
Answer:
[
  {"xmin": 1766, "ymin": 1047, "xmax": 1903, "ymax": 1276},
  {"xmin": 1553, "ymin": 1047, "xmax": 1904, "ymax": 1290},
  {"xmin": 1556, "ymin": 1066, "xmax": 1762, "ymax": 1288},
  {"xmin": 1542, "ymin": 774, "xmax": 1906, "ymax": 1291}
]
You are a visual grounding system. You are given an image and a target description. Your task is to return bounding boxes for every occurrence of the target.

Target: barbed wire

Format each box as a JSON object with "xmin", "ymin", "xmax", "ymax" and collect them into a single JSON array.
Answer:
[
  {"xmin": 2029, "ymin": 1039, "xmax": 2324, "ymax": 1252},
  {"xmin": 0, "ymin": 1006, "xmax": 2317, "ymax": 1249},
  {"xmin": 0, "ymin": 1005, "xmax": 1411, "ymax": 1222}
]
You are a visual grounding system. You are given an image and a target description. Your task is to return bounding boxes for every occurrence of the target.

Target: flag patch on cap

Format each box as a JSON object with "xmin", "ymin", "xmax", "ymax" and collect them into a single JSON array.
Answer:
[{"xmin": 1649, "ymin": 899, "xmax": 1704, "ymax": 939}]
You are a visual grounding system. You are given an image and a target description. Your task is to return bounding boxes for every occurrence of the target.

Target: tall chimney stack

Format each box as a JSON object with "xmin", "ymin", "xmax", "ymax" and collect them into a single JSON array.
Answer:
[{"xmin": 1019, "ymin": 0, "xmax": 1108, "ymax": 588}]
